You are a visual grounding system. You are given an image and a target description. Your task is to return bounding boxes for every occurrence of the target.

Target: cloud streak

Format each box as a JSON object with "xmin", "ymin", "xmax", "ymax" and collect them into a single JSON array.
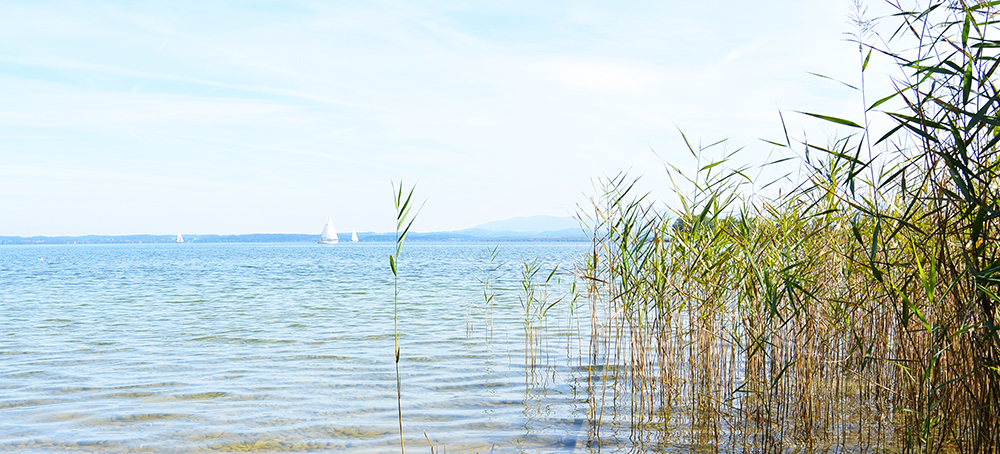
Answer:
[{"xmin": 0, "ymin": 0, "xmax": 887, "ymax": 236}]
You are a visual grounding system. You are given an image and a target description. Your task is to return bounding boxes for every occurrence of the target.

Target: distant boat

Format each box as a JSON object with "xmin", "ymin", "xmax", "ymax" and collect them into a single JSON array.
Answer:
[
  {"xmin": 176, "ymin": 233, "xmax": 184, "ymax": 243},
  {"xmin": 319, "ymin": 215, "xmax": 339, "ymax": 244},
  {"xmin": 351, "ymin": 229, "xmax": 359, "ymax": 242}
]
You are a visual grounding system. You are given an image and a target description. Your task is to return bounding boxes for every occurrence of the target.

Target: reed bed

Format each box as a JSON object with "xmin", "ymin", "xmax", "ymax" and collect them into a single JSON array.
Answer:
[{"xmin": 578, "ymin": 2, "xmax": 1000, "ymax": 452}]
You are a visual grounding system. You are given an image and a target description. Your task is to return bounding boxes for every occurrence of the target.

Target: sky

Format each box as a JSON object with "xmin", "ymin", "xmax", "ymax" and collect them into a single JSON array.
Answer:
[{"xmin": 0, "ymin": 0, "xmax": 902, "ymax": 236}]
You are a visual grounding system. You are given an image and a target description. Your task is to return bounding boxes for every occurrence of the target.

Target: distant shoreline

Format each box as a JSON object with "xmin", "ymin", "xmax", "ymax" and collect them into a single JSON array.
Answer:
[{"xmin": 0, "ymin": 230, "xmax": 589, "ymax": 245}]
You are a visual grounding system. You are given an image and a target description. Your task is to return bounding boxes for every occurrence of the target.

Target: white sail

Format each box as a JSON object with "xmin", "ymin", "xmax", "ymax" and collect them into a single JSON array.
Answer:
[
  {"xmin": 319, "ymin": 215, "xmax": 339, "ymax": 244},
  {"xmin": 351, "ymin": 229, "xmax": 359, "ymax": 242},
  {"xmin": 176, "ymin": 233, "xmax": 184, "ymax": 243}
]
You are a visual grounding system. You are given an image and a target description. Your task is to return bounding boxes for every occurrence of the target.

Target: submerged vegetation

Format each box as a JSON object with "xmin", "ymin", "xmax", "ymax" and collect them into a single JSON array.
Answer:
[{"xmin": 577, "ymin": 1, "xmax": 1000, "ymax": 452}]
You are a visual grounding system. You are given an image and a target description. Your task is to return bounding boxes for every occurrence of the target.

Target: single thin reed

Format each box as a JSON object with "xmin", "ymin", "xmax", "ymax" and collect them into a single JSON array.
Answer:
[
  {"xmin": 390, "ymin": 181, "xmax": 421, "ymax": 454},
  {"xmin": 577, "ymin": 2, "xmax": 999, "ymax": 452}
]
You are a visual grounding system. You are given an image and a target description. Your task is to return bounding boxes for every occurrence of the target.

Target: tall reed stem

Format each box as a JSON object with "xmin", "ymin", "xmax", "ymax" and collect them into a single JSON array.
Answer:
[{"xmin": 390, "ymin": 181, "xmax": 421, "ymax": 454}]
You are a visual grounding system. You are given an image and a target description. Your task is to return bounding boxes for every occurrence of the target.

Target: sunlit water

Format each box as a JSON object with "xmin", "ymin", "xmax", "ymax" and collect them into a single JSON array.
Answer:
[{"xmin": 0, "ymin": 242, "xmax": 610, "ymax": 453}]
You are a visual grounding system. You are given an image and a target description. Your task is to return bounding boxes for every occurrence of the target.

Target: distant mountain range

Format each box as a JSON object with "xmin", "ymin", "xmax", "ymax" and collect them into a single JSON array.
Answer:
[{"xmin": 0, "ymin": 216, "xmax": 589, "ymax": 245}]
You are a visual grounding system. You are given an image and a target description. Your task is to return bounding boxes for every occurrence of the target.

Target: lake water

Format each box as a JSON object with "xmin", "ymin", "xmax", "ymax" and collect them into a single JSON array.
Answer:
[{"xmin": 0, "ymin": 242, "xmax": 619, "ymax": 453}]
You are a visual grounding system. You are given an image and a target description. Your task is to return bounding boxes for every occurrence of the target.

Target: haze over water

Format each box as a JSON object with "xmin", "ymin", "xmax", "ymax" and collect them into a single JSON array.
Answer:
[{"xmin": 0, "ymin": 241, "xmax": 606, "ymax": 453}]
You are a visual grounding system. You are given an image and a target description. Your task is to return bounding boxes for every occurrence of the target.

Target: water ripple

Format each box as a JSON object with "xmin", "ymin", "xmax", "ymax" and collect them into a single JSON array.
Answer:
[{"xmin": 0, "ymin": 242, "xmax": 608, "ymax": 453}]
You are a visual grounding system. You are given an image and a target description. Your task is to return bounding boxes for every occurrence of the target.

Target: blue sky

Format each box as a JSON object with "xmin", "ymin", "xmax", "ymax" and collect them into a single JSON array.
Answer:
[{"xmin": 0, "ymin": 1, "xmax": 896, "ymax": 236}]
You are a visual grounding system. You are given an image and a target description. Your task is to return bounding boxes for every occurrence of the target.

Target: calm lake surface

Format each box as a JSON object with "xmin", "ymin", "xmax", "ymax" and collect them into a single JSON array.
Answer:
[{"xmin": 0, "ymin": 242, "xmax": 611, "ymax": 453}]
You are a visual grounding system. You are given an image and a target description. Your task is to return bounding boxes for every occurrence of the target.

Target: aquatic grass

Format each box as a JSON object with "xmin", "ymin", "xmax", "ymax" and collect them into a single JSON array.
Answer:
[
  {"xmin": 390, "ymin": 181, "xmax": 422, "ymax": 454},
  {"xmin": 519, "ymin": 259, "xmax": 566, "ymax": 377},
  {"xmin": 564, "ymin": 277, "xmax": 584, "ymax": 363},
  {"xmin": 468, "ymin": 245, "xmax": 501, "ymax": 340}
]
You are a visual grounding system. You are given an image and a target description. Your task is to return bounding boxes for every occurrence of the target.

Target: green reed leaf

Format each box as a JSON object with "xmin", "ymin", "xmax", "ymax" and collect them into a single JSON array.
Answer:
[
  {"xmin": 969, "ymin": 0, "xmax": 1000, "ymax": 11},
  {"xmin": 545, "ymin": 265, "xmax": 559, "ymax": 284},
  {"xmin": 908, "ymin": 63, "xmax": 957, "ymax": 77},
  {"xmin": 869, "ymin": 91, "xmax": 899, "ymax": 111},
  {"xmin": 796, "ymin": 111, "xmax": 864, "ymax": 128},
  {"xmin": 759, "ymin": 138, "xmax": 788, "ymax": 147},
  {"xmin": 963, "ymin": 12, "xmax": 971, "ymax": 48},
  {"xmin": 873, "ymin": 123, "xmax": 904, "ymax": 149},
  {"xmin": 870, "ymin": 217, "xmax": 881, "ymax": 266},
  {"xmin": 808, "ymin": 72, "xmax": 859, "ymax": 90}
]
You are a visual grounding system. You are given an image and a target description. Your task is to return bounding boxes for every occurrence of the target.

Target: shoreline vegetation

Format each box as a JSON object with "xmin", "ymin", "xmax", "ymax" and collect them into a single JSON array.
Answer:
[{"xmin": 574, "ymin": 1, "xmax": 999, "ymax": 452}]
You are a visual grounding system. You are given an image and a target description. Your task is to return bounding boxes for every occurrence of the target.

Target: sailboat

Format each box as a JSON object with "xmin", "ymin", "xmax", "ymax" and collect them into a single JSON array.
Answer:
[
  {"xmin": 318, "ymin": 215, "xmax": 339, "ymax": 244},
  {"xmin": 351, "ymin": 229, "xmax": 359, "ymax": 242},
  {"xmin": 176, "ymin": 233, "xmax": 184, "ymax": 243}
]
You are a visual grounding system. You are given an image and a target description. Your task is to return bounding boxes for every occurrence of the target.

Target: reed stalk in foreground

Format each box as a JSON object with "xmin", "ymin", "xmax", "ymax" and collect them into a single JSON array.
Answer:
[{"xmin": 390, "ymin": 181, "xmax": 421, "ymax": 454}]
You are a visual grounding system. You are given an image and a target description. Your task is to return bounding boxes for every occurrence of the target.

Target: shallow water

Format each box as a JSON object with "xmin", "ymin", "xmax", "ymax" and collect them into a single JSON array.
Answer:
[{"xmin": 0, "ymin": 242, "xmax": 605, "ymax": 453}]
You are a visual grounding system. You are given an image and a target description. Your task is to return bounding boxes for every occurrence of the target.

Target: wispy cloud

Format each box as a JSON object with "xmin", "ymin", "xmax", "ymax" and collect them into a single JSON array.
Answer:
[{"xmin": 0, "ymin": 0, "xmax": 882, "ymax": 235}]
